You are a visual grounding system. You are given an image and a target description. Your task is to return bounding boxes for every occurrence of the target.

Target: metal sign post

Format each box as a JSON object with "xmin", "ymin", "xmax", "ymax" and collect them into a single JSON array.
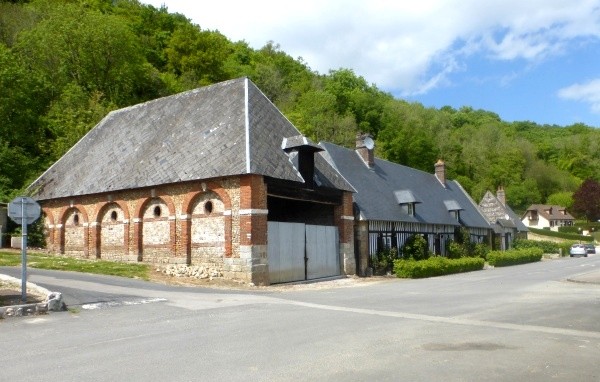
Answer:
[{"xmin": 7, "ymin": 197, "xmax": 41, "ymax": 303}]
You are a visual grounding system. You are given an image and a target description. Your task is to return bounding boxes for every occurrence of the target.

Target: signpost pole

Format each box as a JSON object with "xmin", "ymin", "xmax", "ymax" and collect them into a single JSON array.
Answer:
[
  {"xmin": 7, "ymin": 196, "xmax": 41, "ymax": 303},
  {"xmin": 21, "ymin": 198, "xmax": 27, "ymax": 303}
]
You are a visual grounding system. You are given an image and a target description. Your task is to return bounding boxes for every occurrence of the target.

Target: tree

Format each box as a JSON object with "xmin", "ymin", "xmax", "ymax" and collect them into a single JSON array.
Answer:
[
  {"xmin": 546, "ymin": 191, "xmax": 574, "ymax": 209},
  {"xmin": 43, "ymin": 83, "xmax": 115, "ymax": 161},
  {"xmin": 0, "ymin": 43, "xmax": 50, "ymax": 159},
  {"xmin": 17, "ymin": 3, "xmax": 148, "ymax": 104},
  {"xmin": 571, "ymin": 179, "xmax": 600, "ymax": 221},
  {"xmin": 288, "ymin": 90, "xmax": 357, "ymax": 146},
  {"xmin": 166, "ymin": 23, "xmax": 233, "ymax": 87}
]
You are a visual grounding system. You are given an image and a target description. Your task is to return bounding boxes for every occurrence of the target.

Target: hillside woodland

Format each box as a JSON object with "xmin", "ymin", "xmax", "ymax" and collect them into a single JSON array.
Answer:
[{"xmin": 1, "ymin": 0, "xmax": 600, "ymax": 217}]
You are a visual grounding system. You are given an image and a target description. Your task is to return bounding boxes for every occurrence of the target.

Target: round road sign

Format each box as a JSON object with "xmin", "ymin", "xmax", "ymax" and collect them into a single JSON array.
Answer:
[{"xmin": 8, "ymin": 196, "xmax": 41, "ymax": 225}]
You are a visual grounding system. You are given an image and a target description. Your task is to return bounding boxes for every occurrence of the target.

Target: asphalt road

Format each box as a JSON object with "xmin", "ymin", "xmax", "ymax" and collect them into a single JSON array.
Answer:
[{"xmin": 1, "ymin": 255, "xmax": 599, "ymax": 381}]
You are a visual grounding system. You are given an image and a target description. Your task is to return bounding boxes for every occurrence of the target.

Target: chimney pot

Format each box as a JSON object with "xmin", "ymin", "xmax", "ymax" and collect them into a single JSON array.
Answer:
[
  {"xmin": 356, "ymin": 133, "xmax": 375, "ymax": 168},
  {"xmin": 435, "ymin": 159, "xmax": 446, "ymax": 187},
  {"xmin": 496, "ymin": 186, "xmax": 506, "ymax": 206}
]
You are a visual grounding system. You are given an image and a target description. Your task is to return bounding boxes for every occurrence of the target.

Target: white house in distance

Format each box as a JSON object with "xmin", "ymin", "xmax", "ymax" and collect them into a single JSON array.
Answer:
[{"xmin": 521, "ymin": 204, "xmax": 575, "ymax": 231}]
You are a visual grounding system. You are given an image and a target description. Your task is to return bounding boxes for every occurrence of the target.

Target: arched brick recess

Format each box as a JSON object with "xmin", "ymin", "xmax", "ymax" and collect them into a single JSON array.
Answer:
[
  {"xmin": 186, "ymin": 191, "xmax": 227, "ymax": 267},
  {"xmin": 60, "ymin": 206, "xmax": 89, "ymax": 258},
  {"xmin": 182, "ymin": 182, "xmax": 233, "ymax": 259},
  {"xmin": 95, "ymin": 202, "xmax": 129, "ymax": 261},
  {"xmin": 136, "ymin": 196, "xmax": 174, "ymax": 263}
]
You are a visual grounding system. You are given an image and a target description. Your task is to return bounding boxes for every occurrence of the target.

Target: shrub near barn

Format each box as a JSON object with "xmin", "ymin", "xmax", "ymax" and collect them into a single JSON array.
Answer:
[
  {"xmin": 393, "ymin": 257, "xmax": 485, "ymax": 278},
  {"xmin": 393, "ymin": 233, "xmax": 486, "ymax": 278},
  {"xmin": 487, "ymin": 248, "xmax": 543, "ymax": 267}
]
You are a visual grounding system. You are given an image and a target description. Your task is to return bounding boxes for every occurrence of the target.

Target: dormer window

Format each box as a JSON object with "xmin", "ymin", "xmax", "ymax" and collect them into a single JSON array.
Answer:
[
  {"xmin": 394, "ymin": 190, "xmax": 421, "ymax": 217},
  {"xmin": 444, "ymin": 200, "xmax": 463, "ymax": 222}
]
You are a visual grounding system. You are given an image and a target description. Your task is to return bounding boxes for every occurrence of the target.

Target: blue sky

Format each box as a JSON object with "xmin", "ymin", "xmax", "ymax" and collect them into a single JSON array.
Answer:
[{"xmin": 143, "ymin": 0, "xmax": 600, "ymax": 127}]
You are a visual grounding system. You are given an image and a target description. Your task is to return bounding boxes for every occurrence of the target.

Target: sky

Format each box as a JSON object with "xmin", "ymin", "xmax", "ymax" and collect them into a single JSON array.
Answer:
[{"xmin": 143, "ymin": 0, "xmax": 600, "ymax": 127}]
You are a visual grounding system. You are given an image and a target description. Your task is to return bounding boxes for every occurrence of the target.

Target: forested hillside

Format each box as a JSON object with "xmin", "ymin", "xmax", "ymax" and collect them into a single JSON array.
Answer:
[{"xmin": 2, "ymin": 0, "xmax": 599, "ymax": 215}]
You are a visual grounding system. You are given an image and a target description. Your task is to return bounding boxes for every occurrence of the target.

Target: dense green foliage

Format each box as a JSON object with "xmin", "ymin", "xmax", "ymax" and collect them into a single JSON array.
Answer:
[
  {"xmin": 446, "ymin": 227, "xmax": 490, "ymax": 259},
  {"xmin": 393, "ymin": 257, "xmax": 484, "ymax": 278},
  {"xmin": 371, "ymin": 247, "xmax": 398, "ymax": 275},
  {"xmin": 512, "ymin": 239, "xmax": 560, "ymax": 254},
  {"xmin": 401, "ymin": 234, "xmax": 431, "ymax": 260},
  {"xmin": 528, "ymin": 227, "xmax": 592, "ymax": 241},
  {"xmin": 2, "ymin": 0, "xmax": 600, "ymax": 216},
  {"xmin": 487, "ymin": 248, "xmax": 544, "ymax": 267}
]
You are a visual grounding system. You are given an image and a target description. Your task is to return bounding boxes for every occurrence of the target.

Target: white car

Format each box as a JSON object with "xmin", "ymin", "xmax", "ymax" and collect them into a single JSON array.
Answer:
[{"xmin": 570, "ymin": 244, "xmax": 588, "ymax": 257}]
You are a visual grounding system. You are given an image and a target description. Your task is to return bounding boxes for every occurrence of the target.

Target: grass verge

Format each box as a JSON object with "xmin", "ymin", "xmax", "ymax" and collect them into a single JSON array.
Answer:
[{"xmin": 0, "ymin": 251, "xmax": 150, "ymax": 280}]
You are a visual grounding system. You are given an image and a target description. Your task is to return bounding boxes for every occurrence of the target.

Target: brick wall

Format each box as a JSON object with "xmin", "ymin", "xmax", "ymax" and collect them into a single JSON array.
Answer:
[
  {"xmin": 335, "ymin": 191, "xmax": 356, "ymax": 275},
  {"xmin": 40, "ymin": 174, "xmax": 355, "ymax": 285}
]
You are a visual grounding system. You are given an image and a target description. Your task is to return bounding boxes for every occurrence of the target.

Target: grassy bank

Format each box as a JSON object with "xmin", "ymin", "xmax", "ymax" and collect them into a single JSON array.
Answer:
[{"xmin": 0, "ymin": 251, "xmax": 150, "ymax": 280}]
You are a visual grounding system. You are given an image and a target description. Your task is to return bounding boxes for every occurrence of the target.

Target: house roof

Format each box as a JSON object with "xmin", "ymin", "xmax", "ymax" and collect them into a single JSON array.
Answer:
[
  {"xmin": 524, "ymin": 204, "xmax": 575, "ymax": 221},
  {"xmin": 479, "ymin": 191, "xmax": 529, "ymax": 232},
  {"xmin": 28, "ymin": 78, "xmax": 353, "ymax": 200},
  {"xmin": 320, "ymin": 142, "xmax": 491, "ymax": 229}
]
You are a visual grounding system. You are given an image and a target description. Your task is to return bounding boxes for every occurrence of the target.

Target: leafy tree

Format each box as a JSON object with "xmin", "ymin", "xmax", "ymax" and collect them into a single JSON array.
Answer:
[
  {"xmin": 572, "ymin": 179, "xmax": 600, "ymax": 221},
  {"xmin": 165, "ymin": 23, "xmax": 233, "ymax": 87},
  {"xmin": 17, "ymin": 3, "xmax": 148, "ymax": 104},
  {"xmin": 505, "ymin": 179, "xmax": 541, "ymax": 212},
  {"xmin": 0, "ymin": 43, "xmax": 50, "ymax": 151},
  {"xmin": 43, "ymin": 83, "xmax": 115, "ymax": 161},
  {"xmin": 546, "ymin": 191, "xmax": 574, "ymax": 209},
  {"xmin": 251, "ymin": 42, "xmax": 314, "ymax": 108},
  {"xmin": 0, "ymin": 2, "xmax": 37, "ymax": 47},
  {"xmin": 288, "ymin": 90, "xmax": 357, "ymax": 146}
]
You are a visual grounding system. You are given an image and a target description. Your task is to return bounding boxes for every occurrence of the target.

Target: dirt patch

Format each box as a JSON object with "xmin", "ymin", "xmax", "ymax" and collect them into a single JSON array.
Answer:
[
  {"xmin": 148, "ymin": 269, "xmax": 256, "ymax": 290},
  {"xmin": 0, "ymin": 282, "xmax": 46, "ymax": 307},
  {"xmin": 148, "ymin": 268, "xmax": 394, "ymax": 291}
]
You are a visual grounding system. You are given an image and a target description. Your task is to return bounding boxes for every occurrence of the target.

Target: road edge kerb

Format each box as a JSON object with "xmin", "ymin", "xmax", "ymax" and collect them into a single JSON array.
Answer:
[
  {"xmin": 0, "ymin": 273, "xmax": 65, "ymax": 319},
  {"xmin": 565, "ymin": 269, "xmax": 600, "ymax": 285}
]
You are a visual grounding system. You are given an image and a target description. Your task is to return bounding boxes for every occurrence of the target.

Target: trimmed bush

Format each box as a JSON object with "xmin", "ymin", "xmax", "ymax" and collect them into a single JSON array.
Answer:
[
  {"xmin": 487, "ymin": 248, "xmax": 543, "ymax": 267},
  {"xmin": 513, "ymin": 239, "xmax": 559, "ymax": 254},
  {"xmin": 529, "ymin": 227, "xmax": 592, "ymax": 241},
  {"xmin": 393, "ymin": 257, "xmax": 485, "ymax": 279}
]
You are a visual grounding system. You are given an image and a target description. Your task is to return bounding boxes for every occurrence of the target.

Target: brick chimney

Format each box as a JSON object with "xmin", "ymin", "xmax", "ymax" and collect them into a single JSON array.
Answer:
[
  {"xmin": 435, "ymin": 159, "xmax": 446, "ymax": 187},
  {"xmin": 355, "ymin": 133, "xmax": 375, "ymax": 168},
  {"xmin": 496, "ymin": 186, "xmax": 506, "ymax": 206}
]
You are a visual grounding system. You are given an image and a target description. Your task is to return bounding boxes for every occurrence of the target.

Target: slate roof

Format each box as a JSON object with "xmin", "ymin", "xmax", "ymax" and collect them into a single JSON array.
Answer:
[
  {"xmin": 479, "ymin": 191, "xmax": 529, "ymax": 232},
  {"xmin": 524, "ymin": 204, "xmax": 575, "ymax": 221},
  {"xmin": 28, "ymin": 78, "xmax": 352, "ymax": 200},
  {"xmin": 320, "ymin": 142, "xmax": 491, "ymax": 229}
]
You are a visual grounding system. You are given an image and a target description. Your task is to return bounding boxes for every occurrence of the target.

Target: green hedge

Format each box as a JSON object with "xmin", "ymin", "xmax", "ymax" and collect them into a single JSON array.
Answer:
[
  {"xmin": 528, "ymin": 227, "xmax": 592, "ymax": 241},
  {"xmin": 487, "ymin": 248, "xmax": 543, "ymax": 267},
  {"xmin": 513, "ymin": 239, "xmax": 559, "ymax": 253},
  {"xmin": 393, "ymin": 257, "xmax": 485, "ymax": 279}
]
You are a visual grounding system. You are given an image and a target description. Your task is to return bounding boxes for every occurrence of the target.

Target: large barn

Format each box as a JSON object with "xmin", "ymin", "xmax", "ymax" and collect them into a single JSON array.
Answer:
[{"xmin": 28, "ymin": 78, "xmax": 356, "ymax": 285}]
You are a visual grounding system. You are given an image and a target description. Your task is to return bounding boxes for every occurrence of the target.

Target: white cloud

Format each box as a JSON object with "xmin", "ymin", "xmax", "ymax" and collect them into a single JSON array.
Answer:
[
  {"xmin": 143, "ymin": 0, "xmax": 600, "ymax": 95},
  {"xmin": 558, "ymin": 79, "xmax": 600, "ymax": 113}
]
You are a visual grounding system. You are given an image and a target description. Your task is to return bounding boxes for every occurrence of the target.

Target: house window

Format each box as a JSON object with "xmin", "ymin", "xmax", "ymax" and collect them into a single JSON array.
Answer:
[
  {"xmin": 110, "ymin": 210, "xmax": 118, "ymax": 222},
  {"xmin": 401, "ymin": 203, "xmax": 415, "ymax": 216},
  {"xmin": 153, "ymin": 206, "xmax": 162, "ymax": 218},
  {"xmin": 453, "ymin": 210, "xmax": 460, "ymax": 221},
  {"xmin": 73, "ymin": 213, "xmax": 80, "ymax": 226}
]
